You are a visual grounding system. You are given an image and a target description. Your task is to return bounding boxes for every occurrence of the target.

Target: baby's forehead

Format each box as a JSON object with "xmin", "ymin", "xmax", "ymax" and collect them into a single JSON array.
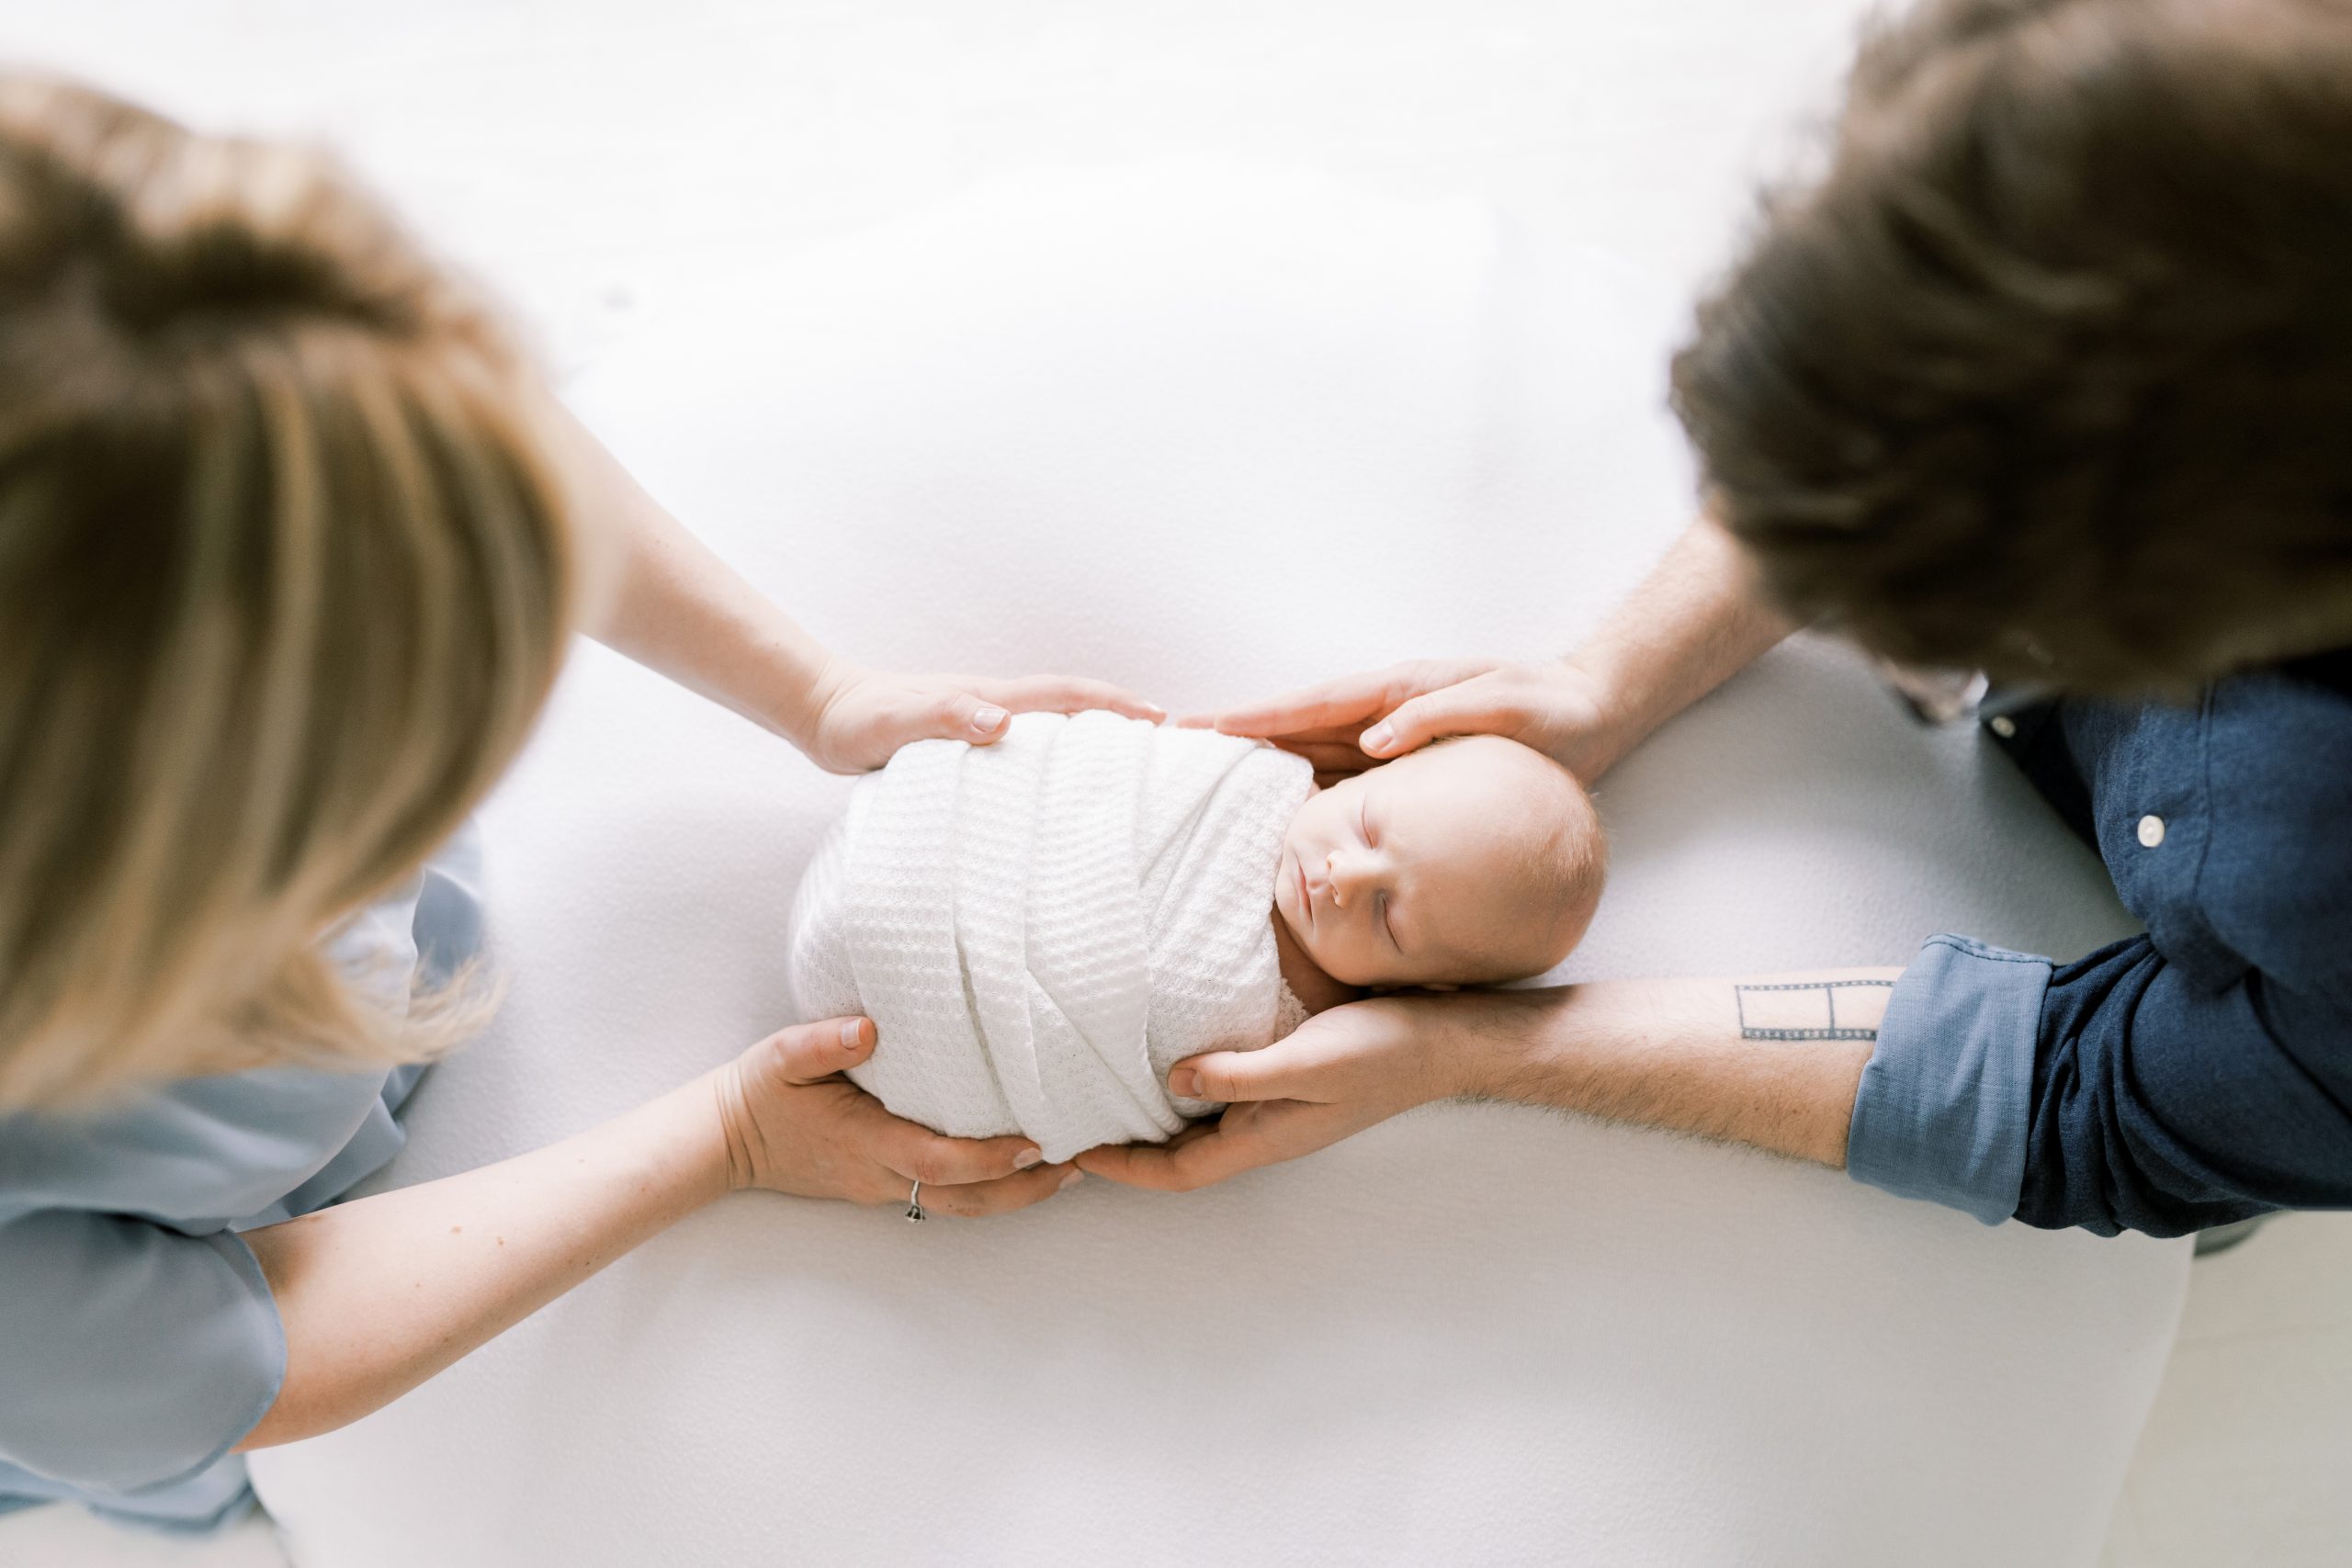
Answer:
[{"xmin": 1379, "ymin": 739, "xmax": 1551, "ymax": 826}]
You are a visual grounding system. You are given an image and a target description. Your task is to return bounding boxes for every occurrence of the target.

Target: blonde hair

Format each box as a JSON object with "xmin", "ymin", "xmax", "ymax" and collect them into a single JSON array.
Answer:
[{"xmin": 0, "ymin": 76, "xmax": 574, "ymax": 1111}]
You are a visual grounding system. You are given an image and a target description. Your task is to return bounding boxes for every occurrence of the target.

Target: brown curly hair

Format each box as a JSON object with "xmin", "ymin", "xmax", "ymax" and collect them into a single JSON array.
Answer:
[{"xmin": 1671, "ymin": 0, "xmax": 2352, "ymax": 694}]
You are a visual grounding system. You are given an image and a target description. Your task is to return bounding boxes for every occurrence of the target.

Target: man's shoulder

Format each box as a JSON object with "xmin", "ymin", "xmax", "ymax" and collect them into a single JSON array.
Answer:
[{"xmin": 2193, "ymin": 660, "xmax": 2352, "ymax": 995}]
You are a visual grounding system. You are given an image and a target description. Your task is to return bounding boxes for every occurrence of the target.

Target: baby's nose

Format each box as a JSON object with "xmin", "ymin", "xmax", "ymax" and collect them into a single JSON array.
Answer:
[{"xmin": 1324, "ymin": 849, "xmax": 1371, "ymax": 905}]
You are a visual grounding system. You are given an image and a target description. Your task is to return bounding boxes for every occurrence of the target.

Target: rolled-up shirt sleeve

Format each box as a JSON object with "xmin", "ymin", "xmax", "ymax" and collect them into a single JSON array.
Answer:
[
  {"xmin": 0, "ymin": 1210, "xmax": 285, "ymax": 1494},
  {"xmin": 2014, "ymin": 935, "xmax": 2352, "ymax": 1235},
  {"xmin": 1848, "ymin": 930, "xmax": 2352, "ymax": 1235},
  {"xmin": 1845, "ymin": 934, "xmax": 2050, "ymax": 1225}
]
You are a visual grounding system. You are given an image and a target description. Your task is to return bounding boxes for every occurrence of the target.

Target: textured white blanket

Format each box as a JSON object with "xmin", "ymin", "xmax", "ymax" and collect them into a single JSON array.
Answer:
[{"xmin": 787, "ymin": 712, "xmax": 1312, "ymax": 1161}]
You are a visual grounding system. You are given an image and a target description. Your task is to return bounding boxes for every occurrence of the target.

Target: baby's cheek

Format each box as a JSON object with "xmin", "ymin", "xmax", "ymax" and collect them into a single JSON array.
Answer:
[{"xmin": 1299, "ymin": 921, "xmax": 1374, "ymax": 987}]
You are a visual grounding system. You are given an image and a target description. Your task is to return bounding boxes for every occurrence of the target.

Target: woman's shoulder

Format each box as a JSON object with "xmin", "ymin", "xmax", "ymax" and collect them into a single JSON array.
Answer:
[
  {"xmin": 0, "ymin": 1065, "xmax": 401, "ymax": 1234},
  {"xmin": 0, "ymin": 823, "xmax": 481, "ymax": 1232}
]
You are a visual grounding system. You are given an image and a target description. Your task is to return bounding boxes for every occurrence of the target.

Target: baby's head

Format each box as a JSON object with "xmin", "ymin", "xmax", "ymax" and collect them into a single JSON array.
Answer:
[{"xmin": 1273, "ymin": 735, "xmax": 1604, "ymax": 988}]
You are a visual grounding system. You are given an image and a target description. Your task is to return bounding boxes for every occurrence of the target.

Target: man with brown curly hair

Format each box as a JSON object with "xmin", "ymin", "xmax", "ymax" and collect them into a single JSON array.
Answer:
[{"xmin": 1083, "ymin": 0, "xmax": 2352, "ymax": 1239}]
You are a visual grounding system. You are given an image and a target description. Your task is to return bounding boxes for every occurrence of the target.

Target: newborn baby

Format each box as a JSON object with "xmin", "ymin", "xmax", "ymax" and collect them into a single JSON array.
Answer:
[{"xmin": 786, "ymin": 712, "xmax": 1601, "ymax": 1161}]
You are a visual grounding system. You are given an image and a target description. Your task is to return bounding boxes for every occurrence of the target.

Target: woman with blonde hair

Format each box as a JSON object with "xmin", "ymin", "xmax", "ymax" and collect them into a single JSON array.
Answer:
[{"xmin": 0, "ymin": 73, "xmax": 1139, "ymax": 1531}]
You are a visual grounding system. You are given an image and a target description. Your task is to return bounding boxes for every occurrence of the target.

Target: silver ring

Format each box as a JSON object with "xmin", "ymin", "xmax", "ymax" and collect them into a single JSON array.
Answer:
[{"xmin": 904, "ymin": 1179, "xmax": 926, "ymax": 1223}]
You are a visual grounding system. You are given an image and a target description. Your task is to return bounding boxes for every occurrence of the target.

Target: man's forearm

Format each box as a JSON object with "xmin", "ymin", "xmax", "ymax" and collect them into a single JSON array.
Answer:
[
  {"xmin": 1571, "ymin": 515, "xmax": 1798, "ymax": 778},
  {"xmin": 1460, "ymin": 970, "xmax": 1901, "ymax": 1166}
]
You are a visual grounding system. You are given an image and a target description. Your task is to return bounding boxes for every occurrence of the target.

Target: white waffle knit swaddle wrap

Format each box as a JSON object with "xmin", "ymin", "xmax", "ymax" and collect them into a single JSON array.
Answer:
[{"xmin": 786, "ymin": 711, "xmax": 1315, "ymax": 1162}]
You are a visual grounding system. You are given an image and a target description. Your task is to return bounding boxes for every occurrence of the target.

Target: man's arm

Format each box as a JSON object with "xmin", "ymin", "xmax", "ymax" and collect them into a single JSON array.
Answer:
[
  {"xmin": 1196, "ymin": 514, "xmax": 1797, "ymax": 781},
  {"xmin": 1079, "ymin": 971, "xmax": 1899, "ymax": 1192},
  {"xmin": 1899, "ymin": 931, "xmax": 2352, "ymax": 1236}
]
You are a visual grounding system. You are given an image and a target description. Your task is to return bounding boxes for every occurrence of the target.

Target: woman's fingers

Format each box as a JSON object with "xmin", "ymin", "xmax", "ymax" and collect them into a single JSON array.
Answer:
[
  {"xmin": 974, "ymin": 674, "xmax": 1166, "ymax": 726},
  {"xmin": 935, "ymin": 689, "xmax": 1015, "ymax": 741},
  {"xmin": 758, "ymin": 1016, "xmax": 877, "ymax": 1086},
  {"xmin": 910, "ymin": 1163, "xmax": 1083, "ymax": 1218},
  {"xmin": 865, "ymin": 1106, "xmax": 1046, "ymax": 1187},
  {"xmin": 814, "ymin": 670, "xmax": 1167, "ymax": 770}
]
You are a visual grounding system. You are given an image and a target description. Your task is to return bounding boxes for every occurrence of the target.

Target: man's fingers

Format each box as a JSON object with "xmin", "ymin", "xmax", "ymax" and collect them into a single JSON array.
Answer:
[
  {"xmin": 1076, "ymin": 1122, "xmax": 1252, "ymax": 1191},
  {"xmin": 914, "ymin": 1164, "xmax": 1084, "ymax": 1218},
  {"xmin": 871, "ymin": 1114, "xmax": 1046, "ymax": 1187},
  {"xmin": 1079, "ymin": 1100, "xmax": 1357, "ymax": 1191},
  {"xmin": 763, "ymin": 1016, "xmax": 876, "ymax": 1085},
  {"xmin": 1201, "ymin": 660, "xmax": 1507, "ymax": 740},
  {"xmin": 1168, "ymin": 1042, "xmax": 1329, "ymax": 1105},
  {"xmin": 1361, "ymin": 681, "xmax": 1520, "ymax": 758},
  {"xmin": 1193, "ymin": 676, "xmax": 1392, "ymax": 739}
]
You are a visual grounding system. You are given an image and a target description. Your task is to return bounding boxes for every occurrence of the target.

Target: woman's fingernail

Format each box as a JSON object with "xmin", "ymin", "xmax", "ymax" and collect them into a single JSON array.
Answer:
[
  {"xmin": 1014, "ymin": 1147, "xmax": 1044, "ymax": 1169},
  {"xmin": 1057, "ymin": 1169, "xmax": 1086, "ymax": 1192},
  {"xmin": 1169, "ymin": 1067, "xmax": 1202, "ymax": 1097},
  {"xmin": 1362, "ymin": 722, "xmax": 1395, "ymax": 753},
  {"xmin": 972, "ymin": 705, "xmax": 1008, "ymax": 733},
  {"xmin": 839, "ymin": 1019, "xmax": 866, "ymax": 1049}
]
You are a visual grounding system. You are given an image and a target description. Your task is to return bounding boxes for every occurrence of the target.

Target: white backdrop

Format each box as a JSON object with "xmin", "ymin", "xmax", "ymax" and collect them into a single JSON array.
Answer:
[
  {"xmin": 0, "ymin": 5, "xmax": 2188, "ymax": 1566},
  {"xmin": 239, "ymin": 167, "xmax": 2177, "ymax": 1565}
]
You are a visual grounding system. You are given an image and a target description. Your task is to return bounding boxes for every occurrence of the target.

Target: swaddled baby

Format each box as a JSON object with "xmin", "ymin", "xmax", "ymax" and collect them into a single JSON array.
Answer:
[{"xmin": 786, "ymin": 712, "xmax": 1601, "ymax": 1161}]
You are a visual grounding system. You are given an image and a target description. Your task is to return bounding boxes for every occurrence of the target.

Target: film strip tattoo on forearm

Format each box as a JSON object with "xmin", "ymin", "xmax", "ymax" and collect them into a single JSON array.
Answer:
[{"xmin": 1733, "ymin": 980, "xmax": 1897, "ymax": 1041}]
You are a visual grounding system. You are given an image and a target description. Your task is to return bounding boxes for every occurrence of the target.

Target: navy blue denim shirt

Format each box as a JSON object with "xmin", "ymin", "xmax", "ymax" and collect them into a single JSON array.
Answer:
[{"xmin": 1845, "ymin": 649, "xmax": 2352, "ymax": 1236}]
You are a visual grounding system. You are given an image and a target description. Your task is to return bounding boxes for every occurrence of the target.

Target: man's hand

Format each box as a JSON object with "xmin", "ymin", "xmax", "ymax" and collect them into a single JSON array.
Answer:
[
  {"xmin": 800, "ymin": 663, "xmax": 1164, "ymax": 774},
  {"xmin": 1185, "ymin": 658, "xmax": 1619, "ymax": 783},
  {"xmin": 718, "ymin": 1017, "xmax": 1080, "ymax": 1216},
  {"xmin": 1077, "ymin": 968, "xmax": 1884, "ymax": 1193},
  {"xmin": 1075, "ymin": 994, "xmax": 1490, "ymax": 1191}
]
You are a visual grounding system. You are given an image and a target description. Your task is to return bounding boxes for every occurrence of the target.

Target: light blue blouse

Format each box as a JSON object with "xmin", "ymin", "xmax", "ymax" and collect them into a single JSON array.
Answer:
[{"xmin": 0, "ymin": 827, "xmax": 484, "ymax": 1533}]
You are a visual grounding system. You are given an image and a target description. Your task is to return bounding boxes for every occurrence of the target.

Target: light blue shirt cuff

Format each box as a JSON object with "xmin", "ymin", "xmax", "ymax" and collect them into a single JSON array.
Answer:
[{"xmin": 1846, "ymin": 934, "xmax": 2052, "ymax": 1225}]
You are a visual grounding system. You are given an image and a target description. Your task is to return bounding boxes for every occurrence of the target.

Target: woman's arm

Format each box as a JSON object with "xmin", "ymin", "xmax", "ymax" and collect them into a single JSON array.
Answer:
[
  {"xmin": 236, "ymin": 1018, "xmax": 1073, "ymax": 1450},
  {"xmin": 1195, "ymin": 514, "xmax": 1795, "ymax": 782},
  {"xmin": 1076, "ymin": 972, "xmax": 1897, "ymax": 1191},
  {"xmin": 554, "ymin": 407, "xmax": 1159, "ymax": 773}
]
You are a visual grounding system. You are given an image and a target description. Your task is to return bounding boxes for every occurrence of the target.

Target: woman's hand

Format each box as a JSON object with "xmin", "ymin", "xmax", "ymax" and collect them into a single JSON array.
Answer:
[
  {"xmin": 1188, "ymin": 658, "xmax": 1619, "ymax": 783},
  {"xmin": 1075, "ymin": 992, "xmax": 1521, "ymax": 1191},
  {"xmin": 799, "ymin": 663, "xmax": 1165, "ymax": 774},
  {"xmin": 717, "ymin": 1016, "xmax": 1079, "ymax": 1216}
]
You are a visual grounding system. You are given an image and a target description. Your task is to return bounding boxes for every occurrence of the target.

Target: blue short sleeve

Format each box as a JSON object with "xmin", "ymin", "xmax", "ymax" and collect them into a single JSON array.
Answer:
[
  {"xmin": 0, "ymin": 1211, "xmax": 284, "ymax": 1494},
  {"xmin": 1845, "ymin": 934, "xmax": 2051, "ymax": 1224}
]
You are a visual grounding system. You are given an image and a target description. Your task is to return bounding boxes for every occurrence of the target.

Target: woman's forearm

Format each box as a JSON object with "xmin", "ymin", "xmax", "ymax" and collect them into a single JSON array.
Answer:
[
  {"xmin": 235, "ymin": 1070, "xmax": 734, "ymax": 1450},
  {"xmin": 1460, "ymin": 970, "xmax": 1899, "ymax": 1166},
  {"xmin": 1570, "ymin": 515, "xmax": 1798, "ymax": 777},
  {"xmin": 555, "ymin": 403, "xmax": 838, "ymax": 745}
]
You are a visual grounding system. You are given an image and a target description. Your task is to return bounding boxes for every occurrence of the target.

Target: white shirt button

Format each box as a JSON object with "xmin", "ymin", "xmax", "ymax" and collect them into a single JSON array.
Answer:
[
  {"xmin": 2136, "ymin": 814, "xmax": 2166, "ymax": 849},
  {"xmin": 1988, "ymin": 715, "xmax": 2017, "ymax": 739}
]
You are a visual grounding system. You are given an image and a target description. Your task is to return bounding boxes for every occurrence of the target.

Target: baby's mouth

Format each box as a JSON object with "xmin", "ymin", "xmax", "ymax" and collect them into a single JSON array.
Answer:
[{"xmin": 1294, "ymin": 856, "xmax": 1315, "ymax": 929}]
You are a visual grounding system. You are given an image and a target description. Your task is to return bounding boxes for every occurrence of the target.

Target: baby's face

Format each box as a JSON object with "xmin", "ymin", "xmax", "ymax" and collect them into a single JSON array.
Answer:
[{"xmin": 1272, "ymin": 735, "xmax": 1601, "ymax": 988}]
